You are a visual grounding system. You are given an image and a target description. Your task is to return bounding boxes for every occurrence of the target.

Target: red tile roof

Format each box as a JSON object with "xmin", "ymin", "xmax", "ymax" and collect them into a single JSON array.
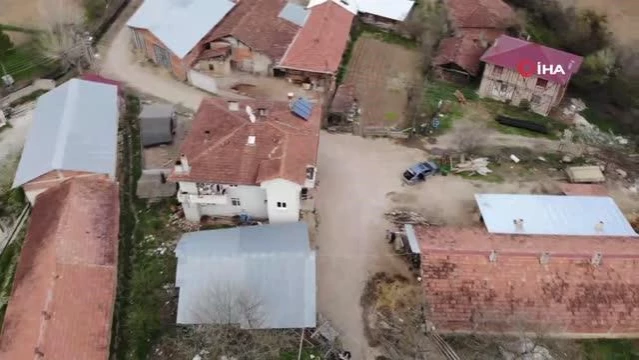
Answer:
[
  {"xmin": 480, "ymin": 35, "xmax": 584, "ymax": 85},
  {"xmin": 0, "ymin": 177, "xmax": 120, "ymax": 360},
  {"xmin": 560, "ymin": 183, "xmax": 609, "ymax": 197},
  {"xmin": 433, "ymin": 29, "xmax": 502, "ymax": 75},
  {"xmin": 417, "ymin": 226, "xmax": 639, "ymax": 337},
  {"xmin": 168, "ymin": 98, "xmax": 321, "ymax": 185},
  {"xmin": 278, "ymin": 1, "xmax": 354, "ymax": 74},
  {"xmin": 81, "ymin": 73, "xmax": 124, "ymax": 96},
  {"xmin": 206, "ymin": 0, "xmax": 301, "ymax": 61},
  {"xmin": 444, "ymin": 0, "xmax": 517, "ymax": 30}
]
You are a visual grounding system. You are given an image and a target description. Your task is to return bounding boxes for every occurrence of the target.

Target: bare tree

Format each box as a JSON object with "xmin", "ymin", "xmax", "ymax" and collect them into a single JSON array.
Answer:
[
  {"xmin": 155, "ymin": 283, "xmax": 302, "ymax": 360},
  {"xmin": 36, "ymin": 0, "xmax": 90, "ymax": 73},
  {"xmin": 452, "ymin": 123, "xmax": 489, "ymax": 154}
]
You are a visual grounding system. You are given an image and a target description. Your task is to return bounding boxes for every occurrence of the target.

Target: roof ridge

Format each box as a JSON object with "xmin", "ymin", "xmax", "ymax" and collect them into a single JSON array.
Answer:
[{"xmin": 52, "ymin": 80, "xmax": 80, "ymax": 169}]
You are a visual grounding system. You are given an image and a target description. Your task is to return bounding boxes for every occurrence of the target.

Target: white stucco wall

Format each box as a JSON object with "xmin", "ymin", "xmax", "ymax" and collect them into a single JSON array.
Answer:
[
  {"xmin": 25, "ymin": 189, "xmax": 47, "ymax": 205},
  {"xmin": 261, "ymin": 179, "xmax": 301, "ymax": 223},
  {"xmin": 177, "ymin": 182, "xmax": 268, "ymax": 221}
]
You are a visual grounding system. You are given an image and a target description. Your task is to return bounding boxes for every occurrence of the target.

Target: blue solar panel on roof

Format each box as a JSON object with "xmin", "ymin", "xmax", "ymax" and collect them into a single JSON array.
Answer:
[{"xmin": 291, "ymin": 97, "xmax": 313, "ymax": 120}]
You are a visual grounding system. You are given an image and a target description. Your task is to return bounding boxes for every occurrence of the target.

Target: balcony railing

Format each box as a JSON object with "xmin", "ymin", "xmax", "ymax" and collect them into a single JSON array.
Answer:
[{"xmin": 177, "ymin": 192, "xmax": 228, "ymax": 205}]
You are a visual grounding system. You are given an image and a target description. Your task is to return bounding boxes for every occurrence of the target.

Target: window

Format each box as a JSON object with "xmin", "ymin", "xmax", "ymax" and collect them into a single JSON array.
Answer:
[
  {"xmin": 231, "ymin": 198, "xmax": 241, "ymax": 206},
  {"xmin": 276, "ymin": 202, "xmax": 287, "ymax": 209},
  {"xmin": 500, "ymin": 83, "xmax": 508, "ymax": 92},
  {"xmin": 153, "ymin": 45, "xmax": 171, "ymax": 69},
  {"xmin": 132, "ymin": 30, "xmax": 146, "ymax": 50},
  {"xmin": 531, "ymin": 95, "xmax": 542, "ymax": 104},
  {"xmin": 492, "ymin": 65, "xmax": 503, "ymax": 76},
  {"xmin": 306, "ymin": 166, "xmax": 315, "ymax": 180},
  {"xmin": 204, "ymin": 42, "xmax": 211, "ymax": 50},
  {"xmin": 536, "ymin": 78, "xmax": 548, "ymax": 88},
  {"xmin": 208, "ymin": 64, "xmax": 214, "ymax": 71}
]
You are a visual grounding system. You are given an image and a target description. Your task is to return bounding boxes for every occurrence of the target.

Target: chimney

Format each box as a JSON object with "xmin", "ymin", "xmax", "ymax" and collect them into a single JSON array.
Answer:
[
  {"xmin": 287, "ymin": 92, "xmax": 294, "ymax": 100},
  {"xmin": 488, "ymin": 250, "xmax": 497, "ymax": 263},
  {"xmin": 539, "ymin": 252, "xmax": 550, "ymax": 265},
  {"xmin": 228, "ymin": 101, "xmax": 239, "ymax": 111},
  {"xmin": 591, "ymin": 252, "xmax": 603, "ymax": 266},
  {"xmin": 175, "ymin": 154, "xmax": 190, "ymax": 173},
  {"xmin": 204, "ymin": 130, "xmax": 211, "ymax": 142},
  {"xmin": 247, "ymin": 135, "xmax": 256, "ymax": 146},
  {"xmin": 246, "ymin": 105, "xmax": 256, "ymax": 123},
  {"xmin": 513, "ymin": 218, "xmax": 524, "ymax": 231},
  {"xmin": 595, "ymin": 221, "xmax": 604, "ymax": 233}
]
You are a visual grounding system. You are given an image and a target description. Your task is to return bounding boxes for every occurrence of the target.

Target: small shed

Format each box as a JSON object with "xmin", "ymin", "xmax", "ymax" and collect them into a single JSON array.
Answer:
[
  {"xmin": 565, "ymin": 165, "xmax": 605, "ymax": 183},
  {"xmin": 140, "ymin": 104, "xmax": 176, "ymax": 147}
]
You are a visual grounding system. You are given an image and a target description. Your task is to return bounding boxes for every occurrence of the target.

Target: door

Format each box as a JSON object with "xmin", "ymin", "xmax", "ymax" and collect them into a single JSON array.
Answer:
[{"xmin": 187, "ymin": 69, "xmax": 218, "ymax": 94}]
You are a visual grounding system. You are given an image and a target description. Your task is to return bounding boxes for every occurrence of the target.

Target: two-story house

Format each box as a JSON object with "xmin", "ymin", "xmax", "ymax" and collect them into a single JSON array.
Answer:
[
  {"xmin": 478, "ymin": 35, "xmax": 583, "ymax": 116},
  {"xmin": 168, "ymin": 97, "xmax": 321, "ymax": 223}
]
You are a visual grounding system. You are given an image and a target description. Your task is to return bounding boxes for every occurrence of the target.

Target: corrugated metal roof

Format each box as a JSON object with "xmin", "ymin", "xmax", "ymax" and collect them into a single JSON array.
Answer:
[
  {"xmin": 291, "ymin": 97, "xmax": 313, "ymax": 120},
  {"xmin": 126, "ymin": 0, "xmax": 236, "ymax": 59},
  {"xmin": 306, "ymin": 0, "xmax": 414, "ymax": 20},
  {"xmin": 13, "ymin": 79, "xmax": 119, "ymax": 188},
  {"xmin": 175, "ymin": 222, "xmax": 316, "ymax": 328},
  {"xmin": 279, "ymin": 2, "xmax": 308, "ymax": 26},
  {"xmin": 404, "ymin": 224, "xmax": 420, "ymax": 253},
  {"xmin": 475, "ymin": 194, "xmax": 638, "ymax": 237},
  {"xmin": 140, "ymin": 103, "xmax": 175, "ymax": 119}
]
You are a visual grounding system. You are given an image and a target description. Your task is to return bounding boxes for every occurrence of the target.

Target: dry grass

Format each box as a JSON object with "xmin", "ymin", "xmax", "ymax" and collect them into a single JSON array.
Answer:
[{"xmin": 566, "ymin": 0, "xmax": 639, "ymax": 45}]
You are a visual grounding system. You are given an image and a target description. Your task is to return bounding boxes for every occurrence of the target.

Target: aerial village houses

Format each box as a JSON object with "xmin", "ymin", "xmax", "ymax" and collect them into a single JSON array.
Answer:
[
  {"xmin": 168, "ymin": 97, "xmax": 320, "ymax": 223},
  {"xmin": 12, "ymin": 78, "xmax": 119, "ymax": 205},
  {"xmin": 0, "ymin": 177, "xmax": 120, "ymax": 360},
  {"xmin": 417, "ymin": 194, "xmax": 639, "ymax": 337},
  {"xmin": 478, "ymin": 35, "xmax": 583, "ymax": 116},
  {"xmin": 175, "ymin": 222, "xmax": 316, "ymax": 328},
  {"xmin": 433, "ymin": 0, "xmax": 517, "ymax": 81},
  {"xmin": 126, "ymin": 0, "xmax": 415, "ymax": 94}
]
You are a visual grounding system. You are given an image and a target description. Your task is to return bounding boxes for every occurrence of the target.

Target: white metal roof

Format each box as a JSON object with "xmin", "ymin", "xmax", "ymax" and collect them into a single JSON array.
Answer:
[
  {"xmin": 307, "ymin": 0, "xmax": 414, "ymax": 20},
  {"xmin": 475, "ymin": 194, "xmax": 638, "ymax": 237},
  {"xmin": 126, "ymin": 0, "xmax": 236, "ymax": 59},
  {"xmin": 13, "ymin": 79, "xmax": 119, "ymax": 188},
  {"xmin": 174, "ymin": 222, "xmax": 316, "ymax": 328}
]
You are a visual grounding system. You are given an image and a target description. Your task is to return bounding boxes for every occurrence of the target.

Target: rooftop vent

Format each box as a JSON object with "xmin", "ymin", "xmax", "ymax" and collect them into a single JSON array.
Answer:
[
  {"xmin": 488, "ymin": 250, "xmax": 497, "ymax": 263},
  {"xmin": 246, "ymin": 105, "xmax": 256, "ymax": 123},
  {"xmin": 591, "ymin": 252, "xmax": 603, "ymax": 266},
  {"xmin": 257, "ymin": 108, "xmax": 268, "ymax": 116},
  {"xmin": 595, "ymin": 221, "xmax": 604, "ymax": 233},
  {"xmin": 539, "ymin": 252, "xmax": 550, "ymax": 265},
  {"xmin": 228, "ymin": 101, "xmax": 239, "ymax": 111},
  {"xmin": 247, "ymin": 136, "xmax": 256, "ymax": 145},
  {"xmin": 513, "ymin": 218, "xmax": 524, "ymax": 231}
]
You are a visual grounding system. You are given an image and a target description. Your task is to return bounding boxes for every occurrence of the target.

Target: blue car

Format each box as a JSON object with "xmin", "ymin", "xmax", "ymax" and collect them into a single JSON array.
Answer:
[{"xmin": 402, "ymin": 161, "xmax": 439, "ymax": 184}]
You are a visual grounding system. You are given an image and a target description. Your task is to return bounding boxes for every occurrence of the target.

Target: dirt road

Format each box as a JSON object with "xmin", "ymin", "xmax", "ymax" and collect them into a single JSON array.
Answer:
[{"xmin": 0, "ymin": 109, "xmax": 33, "ymax": 164}]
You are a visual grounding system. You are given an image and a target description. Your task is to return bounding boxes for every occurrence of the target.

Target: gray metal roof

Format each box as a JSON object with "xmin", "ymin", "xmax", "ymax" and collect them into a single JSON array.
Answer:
[
  {"xmin": 13, "ymin": 79, "xmax": 119, "ymax": 188},
  {"xmin": 127, "ymin": 0, "xmax": 236, "ymax": 59},
  {"xmin": 140, "ymin": 104, "xmax": 174, "ymax": 146},
  {"xmin": 279, "ymin": 2, "xmax": 308, "ymax": 26},
  {"xmin": 403, "ymin": 224, "xmax": 420, "ymax": 253},
  {"xmin": 140, "ymin": 103, "xmax": 175, "ymax": 119},
  {"xmin": 475, "ymin": 194, "xmax": 638, "ymax": 237},
  {"xmin": 175, "ymin": 222, "xmax": 316, "ymax": 328}
]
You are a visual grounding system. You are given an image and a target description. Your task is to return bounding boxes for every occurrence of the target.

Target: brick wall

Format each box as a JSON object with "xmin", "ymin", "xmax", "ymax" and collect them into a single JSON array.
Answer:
[{"xmin": 418, "ymin": 226, "xmax": 639, "ymax": 338}]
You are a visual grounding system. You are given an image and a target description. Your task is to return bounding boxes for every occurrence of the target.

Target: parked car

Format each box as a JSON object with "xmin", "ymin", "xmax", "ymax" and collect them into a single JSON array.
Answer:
[{"xmin": 402, "ymin": 161, "xmax": 439, "ymax": 184}]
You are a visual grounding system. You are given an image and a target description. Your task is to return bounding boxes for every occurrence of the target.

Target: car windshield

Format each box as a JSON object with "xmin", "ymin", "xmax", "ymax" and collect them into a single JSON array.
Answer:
[{"xmin": 403, "ymin": 170, "xmax": 414, "ymax": 181}]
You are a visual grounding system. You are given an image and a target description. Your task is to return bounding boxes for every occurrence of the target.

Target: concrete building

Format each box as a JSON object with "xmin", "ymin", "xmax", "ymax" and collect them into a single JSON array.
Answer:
[{"xmin": 168, "ymin": 97, "xmax": 321, "ymax": 223}]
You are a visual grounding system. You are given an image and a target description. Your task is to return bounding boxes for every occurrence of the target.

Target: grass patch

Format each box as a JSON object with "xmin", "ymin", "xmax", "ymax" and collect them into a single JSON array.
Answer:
[
  {"xmin": 581, "ymin": 339, "xmax": 639, "ymax": 360},
  {"xmin": 481, "ymin": 99, "xmax": 567, "ymax": 139},
  {"xmin": 280, "ymin": 348, "xmax": 323, "ymax": 360},
  {"xmin": 0, "ymin": 44, "xmax": 56, "ymax": 81},
  {"xmin": 112, "ymin": 94, "xmax": 182, "ymax": 360},
  {"xmin": 358, "ymin": 23, "xmax": 417, "ymax": 48},
  {"xmin": 580, "ymin": 106, "xmax": 622, "ymax": 134},
  {"xmin": 0, "ymin": 226, "xmax": 26, "ymax": 329},
  {"xmin": 456, "ymin": 172, "xmax": 505, "ymax": 183},
  {"xmin": 423, "ymin": 80, "xmax": 478, "ymax": 131}
]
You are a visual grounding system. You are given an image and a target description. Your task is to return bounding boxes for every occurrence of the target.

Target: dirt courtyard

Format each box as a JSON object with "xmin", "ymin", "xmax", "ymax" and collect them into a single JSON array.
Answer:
[
  {"xmin": 343, "ymin": 34, "xmax": 420, "ymax": 134},
  {"xmin": 0, "ymin": 0, "xmax": 82, "ymax": 43},
  {"xmin": 315, "ymin": 131, "xmax": 639, "ymax": 359}
]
